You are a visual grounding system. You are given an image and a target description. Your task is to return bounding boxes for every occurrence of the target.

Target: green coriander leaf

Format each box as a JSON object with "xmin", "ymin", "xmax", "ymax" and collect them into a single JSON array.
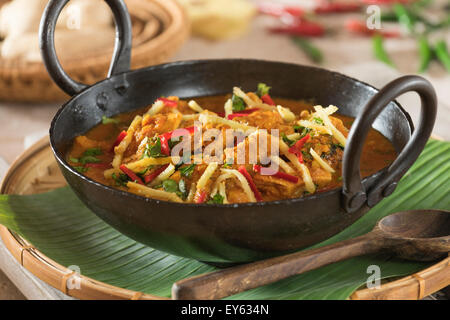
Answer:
[
  {"xmin": 112, "ymin": 173, "xmax": 129, "ymax": 187},
  {"xmin": 74, "ymin": 166, "xmax": 88, "ymax": 173},
  {"xmin": 256, "ymin": 83, "xmax": 271, "ymax": 97},
  {"xmin": 207, "ymin": 193, "xmax": 224, "ymax": 204},
  {"xmin": 168, "ymin": 136, "xmax": 182, "ymax": 149},
  {"xmin": 179, "ymin": 164, "xmax": 196, "ymax": 178},
  {"xmin": 313, "ymin": 117, "xmax": 324, "ymax": 125},
  {"xmin": 232, "ymin": 94, "xmax": 245, "ymax": 112},
  {"xmin": 162, "ymin": 179, "xmax": 179, "ymax": 193},
  {"xmin": 83, "ymin": 148, "xmax": 102, "ymax": 157},
  {"xmin": 143, "ymin": 137, "xmax": 165, "ymax": 158},
  {"xmin": 175, "ymin": 153, "xmax": 192, "ymax": 169},
  {"xmin": 282, "ymin": 133, "xmax": 296, "ymax": 147},
  {"xmin": 80, "ymin": 156, "xmax": 101, "ymax": 165}
]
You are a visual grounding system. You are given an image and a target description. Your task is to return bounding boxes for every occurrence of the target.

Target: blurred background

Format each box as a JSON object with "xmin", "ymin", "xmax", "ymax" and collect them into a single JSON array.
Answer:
[{"xmin": 0, "ymin": 0, "xmax": 449, "ymax": 299}]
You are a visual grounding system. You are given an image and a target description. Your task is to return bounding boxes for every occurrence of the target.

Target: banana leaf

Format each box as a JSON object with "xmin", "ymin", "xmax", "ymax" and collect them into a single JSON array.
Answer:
[{"xmin": 0, "ymin": 140, "xmax": 449, "ymax": 299}]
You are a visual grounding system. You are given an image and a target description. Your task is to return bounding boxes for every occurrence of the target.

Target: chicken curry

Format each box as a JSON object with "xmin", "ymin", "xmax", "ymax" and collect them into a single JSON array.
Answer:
[{"xmin": 67, "ymin": 83, "xmax": 396, "ymax": 204}]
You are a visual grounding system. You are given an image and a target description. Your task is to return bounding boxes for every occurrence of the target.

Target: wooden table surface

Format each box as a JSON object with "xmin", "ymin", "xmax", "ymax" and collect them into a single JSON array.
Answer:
[{"xmin": 0, "ymin": 1, "xmax": 448, "ymax": 299}]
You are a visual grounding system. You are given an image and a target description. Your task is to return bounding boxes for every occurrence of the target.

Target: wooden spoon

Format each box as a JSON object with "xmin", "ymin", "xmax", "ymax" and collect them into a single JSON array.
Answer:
[{"xmin": 172, "ymin": 209, "xmax": 450, "ymax": 300}]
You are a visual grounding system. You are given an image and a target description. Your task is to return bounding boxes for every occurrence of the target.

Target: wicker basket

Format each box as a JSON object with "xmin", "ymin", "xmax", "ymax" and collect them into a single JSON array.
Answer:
[
  {"xmin": 0, "ymin": 136, "xmax": 448, "ymax": 300},
  {"xmin": 0, "ymin": 0, "xmax": 189, "ymax": 103}
]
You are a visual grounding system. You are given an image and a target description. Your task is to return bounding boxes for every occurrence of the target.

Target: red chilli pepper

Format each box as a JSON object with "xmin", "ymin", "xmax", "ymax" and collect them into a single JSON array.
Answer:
[
  {"xmin": 111, "ymin": 130, "xmax": 127, "ymax": 152},
  {"xmin": 261, "ymin": 94, "xmax": 275, "ymax": 106},
  {"xmin": 158, "ymin": 126, "xmax": 198, "ymax": 156},
  {"xmin": 269, "ymin": 20, "xmax": 325, "ymax": 37},
  {"xmin": 238, "ymin": 165, "xmax": 263, "ymax": 202},
  {"xmin": 345, "ymin": 19, "xmax": 400, "ymax": 38},
  {"xmin": 119, "ymin": 164, "xmax": 144, "ymax": 185},
  {"xmin": 288, "ymin": 134, "xmax": 311, "ymax": 164},
  {"xmin": 160, "ymin": 126, "xmax": 198, "ymax": 141},
  {"xmin": 253, "ymin": 165, "xmax": 299, "ymax": 184},
  {"xmin": 258, "ymin": 3, "xmax": 304, "ymax": 18},
  {"xmin": 237, "ymin": 107, "xmax": 260, "ymax": 114},
  {"xmin": 228, "ymin": 108, "xmax": 260, "ymax": 119},
  {"xmin": 84, "ymin": 163, "xmax": 111, "ymax": 169},
  {"xmin": 195, "ymin": 190, "xmax": 207, "ymax": 204},
  {"xmin": 157, "ymin": 97, "xmax": 178, "ymax": 107},
  {"xmin": 159, "ymin": 135, "xmax": 171, "ymax": 156},
  {"xmin": 314, "ymin": 3, "xmax": 361, "ymax": 14},
  {"xmin": 144, "ymin": 164, "xmax": 169, "ymax": 184}
]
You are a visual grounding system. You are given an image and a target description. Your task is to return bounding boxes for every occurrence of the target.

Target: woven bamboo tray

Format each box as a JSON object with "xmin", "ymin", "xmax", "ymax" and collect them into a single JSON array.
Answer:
[
  {"xmin": 0, "ymin": 136, "xmax": 449, "ymax": 300},
  {"xmin": 0, "ymin": 0, "xmax": 189, "ymax": 103}
]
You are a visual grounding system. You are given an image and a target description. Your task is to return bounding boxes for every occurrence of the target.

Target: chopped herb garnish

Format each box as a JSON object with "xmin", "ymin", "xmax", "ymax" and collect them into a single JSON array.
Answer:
[
  {"xmin": 207, "ymin": 193, "xmax": 224, "ymax": 204},
  {"xmin": 301, "ymin": 151, "xmax": 313, "ymax": 161},
  {"xmin": 137, "ymin": 166, "xmax": 153, "ymax": 177},
  {"xmin": 222, "ymin": 159, "xmax": 233, "ymax": 169},
  {"xmin": 162, "ymin": 179, "xmax": 179, "ymax": 193},
  {"xmin": 112, "ymin": 172, "xmax": 129, "ymax": 187},
  {"xmin": 69, "ymin": 157, "xmax": 79, "ymax": 163},
  {"xmin": 80, "ymin": 155, "xmax": 101, "ymax": 165},
  {"xmin": 282, "ymin": 133, "xmax": 296, "ymax": 147},
  {"xmin": 313, "ymin": 117, "xmax": 324, "ymax": 125},
  {"xmin": 232, "ymin": 94, "xmax": 245, "ymax": 112},
  {"xmin": 74, "ymin": 166, "xmax": 88, "ymax": 173},
  {"xmin": 294, "ymin": 125, "xmax": 311, "ymax": 138},
  {"xmin": 83, "ymin": 148, "xmax": 102, "ymax": 157},
  {"xmin": 175, "ymin": 153, "xmax": 192, "ymax": 169},
  {"xmin": 76, "ymin": 148, "xmax": 103, "ymax": 165},
  {"xmin": 143, "ymin": 137, "xmax": 165, "ymax": 158},
  {"xmin": 256, "ymin": 83, "xmax": 271, "ymax": 97},
  {"xmin": 102, "ymin": 116, "xmax": 120, "ymax": 125},
  {"xmin": 179, "ymin": 164, "xmax": 196, "ymax": 178},
  {"xmin": 168, "ymin": 136, "xmax": 182, "ymax": 149}
]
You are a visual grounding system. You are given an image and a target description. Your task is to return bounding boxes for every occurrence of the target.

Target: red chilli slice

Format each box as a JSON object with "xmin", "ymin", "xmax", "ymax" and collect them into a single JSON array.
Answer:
[
  {"xmin": 268, "ymin": 20, "xmax": 325, "ymax": 37},
  {"xmin": 195, "ymin": 190, "xmax": 207, "ymax": 204},
  {"xmin": 228, "ymin": 108, "xmax": 260, "ymax": 120},
  {"xmin": 314, "ymin": 3, "xmax": 361, "ymax": 14},
  {"xmin": 288, "ymin": 134, "xmax": 311, "ymax": 164},
  {"xmin": 157, "ymin": 97, "xmax": 178, "ymax": 107},
  {"xmin": 160, "ymin": 126, "xmax": 198, "ymax": 141},
  {"xmin": 253, "ymin": 165, "xmax": 299, "ymax": 183},
  {"xmin": 238, "ymin": 165, "xmax": 263, "ymax": 202},
  {"xmin": 261, "ymin": 94, "xmax": 275, "ymax": 106},
  {"xmin": 158, "ymin": 126, "xmax": 198, "ymax": 156},
  {"xmin": 238, "ymin": 107, "xmax": 260, "ymax": 114},
  {"xmin": 144, "ymin": 164, "xmax": 169, "ymax": 184},
  {"xmin": 257, "ymin": 3, "xmax": 304, "ymax": 18},
  {"xmin": 345, "ymin": 19, "xmax": 400, "ymax": 38},
  {"xmin": 119, "ymin": 164, "xmax": 144, "ymax": 185},
  {"xmin": 111, "ymin": 130, "xmax": 127, "ymax": 152},
  {"xmin": 159, "ymin": 135, "xmax": 171, "ymax": 156}
]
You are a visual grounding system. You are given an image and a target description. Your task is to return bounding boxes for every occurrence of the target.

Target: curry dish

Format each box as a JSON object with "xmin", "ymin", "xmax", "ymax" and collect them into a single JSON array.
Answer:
[{"xmin": 67, "ymin": 83, "xmax": 396, "ymax": 204}]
